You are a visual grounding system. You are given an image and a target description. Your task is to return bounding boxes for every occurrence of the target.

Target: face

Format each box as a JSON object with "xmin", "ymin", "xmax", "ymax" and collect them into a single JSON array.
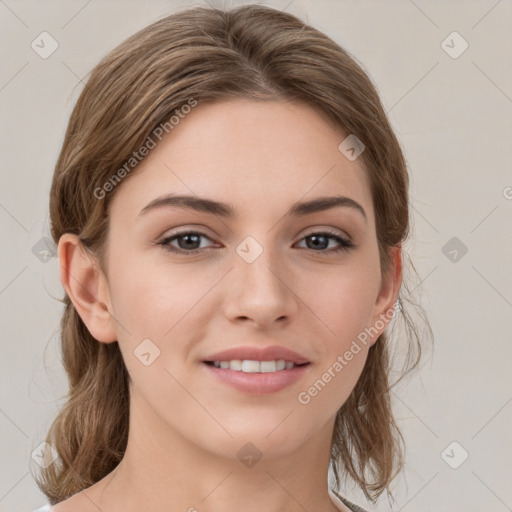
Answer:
[{"xmin": 66, "ymin": 99, "xmax": 400, "ymax": 462}]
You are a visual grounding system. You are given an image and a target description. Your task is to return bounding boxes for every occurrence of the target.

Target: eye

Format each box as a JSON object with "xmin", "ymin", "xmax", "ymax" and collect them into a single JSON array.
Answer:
[
  {"xmin": 295, "ymin": 230, "xmax": 354, "ymax": 253},
  {"xmin": 157, "ymin": 229, "xmax": 354, "ymax": 255},
  {"xmin": 158, "ymin": 231, "xmax": 215, "ymax": 254}
]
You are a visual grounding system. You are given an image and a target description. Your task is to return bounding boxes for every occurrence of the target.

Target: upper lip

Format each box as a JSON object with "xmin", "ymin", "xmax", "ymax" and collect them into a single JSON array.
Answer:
[{"xmin": 203, "ymin": 345, "xmax": 310, "ymax": 365}]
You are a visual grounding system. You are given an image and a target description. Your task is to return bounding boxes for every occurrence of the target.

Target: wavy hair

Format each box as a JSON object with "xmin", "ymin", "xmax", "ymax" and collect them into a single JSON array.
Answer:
[{"xmin": 33, "ymin": 4, "xmax": 432, "ymax": 506}]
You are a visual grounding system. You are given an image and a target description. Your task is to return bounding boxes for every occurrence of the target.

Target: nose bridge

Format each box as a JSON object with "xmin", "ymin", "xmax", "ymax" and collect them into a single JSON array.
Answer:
[
  {"xmin": 225, "ymin": 233, "xmax": 297, "ymax": 323},
  {"xmin": 236, "ymin": 233, "xmax": 285, "ymax": 294}
]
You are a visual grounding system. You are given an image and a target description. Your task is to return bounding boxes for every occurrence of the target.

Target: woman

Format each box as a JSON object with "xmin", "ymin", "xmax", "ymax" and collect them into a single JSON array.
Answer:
[{"xmin": 32, "ymin": 4, "xmax": 430, "ymax": 512}]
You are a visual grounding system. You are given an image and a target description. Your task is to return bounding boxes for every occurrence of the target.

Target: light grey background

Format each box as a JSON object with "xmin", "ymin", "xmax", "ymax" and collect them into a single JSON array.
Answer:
[{"xmin": 1, "ymin": 1, "xmax": 511, "ymax": 511}]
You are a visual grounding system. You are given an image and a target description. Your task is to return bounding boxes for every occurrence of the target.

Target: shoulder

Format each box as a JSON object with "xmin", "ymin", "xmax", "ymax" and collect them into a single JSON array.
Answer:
[{"xmin": 329, "ymin": 489, "xmax": 372, "ymax": 512}]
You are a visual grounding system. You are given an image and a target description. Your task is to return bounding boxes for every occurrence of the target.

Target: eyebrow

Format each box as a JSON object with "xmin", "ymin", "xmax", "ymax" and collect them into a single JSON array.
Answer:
[{"xmin": 139, "ymin": 194, "xmax": 367, "ymax": 222}]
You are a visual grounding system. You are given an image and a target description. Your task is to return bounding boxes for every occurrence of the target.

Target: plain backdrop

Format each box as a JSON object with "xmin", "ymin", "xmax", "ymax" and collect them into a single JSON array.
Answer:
[{"xmin": 1, "ymin": 1, "xmax": 511, "ymax": 511}]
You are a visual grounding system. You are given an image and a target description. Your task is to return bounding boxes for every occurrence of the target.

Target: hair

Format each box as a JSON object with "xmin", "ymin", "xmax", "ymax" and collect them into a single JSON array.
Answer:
[{"xmin": 33, "ymin": 3, "xmax": 433, "ymax": 506}]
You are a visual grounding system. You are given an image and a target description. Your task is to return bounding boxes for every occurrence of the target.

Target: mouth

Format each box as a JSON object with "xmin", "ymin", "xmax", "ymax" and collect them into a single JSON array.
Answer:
[
  {"xmin": 201, "ymin": 345, "xmax": 311, "ymax": 393},
  {"xmin": 201, "ymin": 359, "xmax": 312, "ymax": 394},
  {"xmin": 203, "ymin": 359, "xmax": 310, "ymax": 373}
]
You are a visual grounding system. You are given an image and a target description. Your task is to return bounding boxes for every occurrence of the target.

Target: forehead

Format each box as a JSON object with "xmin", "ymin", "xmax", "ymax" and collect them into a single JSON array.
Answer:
[{"xmin": 109, "ymin": 99, "xmax": 374, "ymax": 222}]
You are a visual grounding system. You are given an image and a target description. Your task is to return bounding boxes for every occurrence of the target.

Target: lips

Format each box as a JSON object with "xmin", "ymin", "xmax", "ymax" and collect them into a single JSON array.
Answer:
[{"xmin": 203, "ymin": 345, "xmax": 310, "ymax": 365}]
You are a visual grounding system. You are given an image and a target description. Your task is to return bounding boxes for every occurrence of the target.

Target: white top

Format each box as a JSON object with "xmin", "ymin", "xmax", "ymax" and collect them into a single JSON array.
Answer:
[{"xmin": 33, "ymin": 489, "xmax": 367, "ymax": 512}]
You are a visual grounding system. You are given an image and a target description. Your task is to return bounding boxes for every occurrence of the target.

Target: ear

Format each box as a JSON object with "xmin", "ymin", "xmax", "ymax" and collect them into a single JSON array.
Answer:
[
  {"xmin": 58, "ymin": 233, "xmax": 117, "ymax": 343},
  {"xmin": 368, "ymin": 244, "xmax": 403, "ymax": 346}
]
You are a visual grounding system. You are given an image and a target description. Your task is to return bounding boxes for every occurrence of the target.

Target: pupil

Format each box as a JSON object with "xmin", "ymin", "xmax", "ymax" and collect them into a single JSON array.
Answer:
[
  {"xmin": 309, "ymin": 235, "xmax": 327, "ymax": 250},
  {"xmin": 182, "ymin": 234, "xmax": 200, "ymax": 249}
]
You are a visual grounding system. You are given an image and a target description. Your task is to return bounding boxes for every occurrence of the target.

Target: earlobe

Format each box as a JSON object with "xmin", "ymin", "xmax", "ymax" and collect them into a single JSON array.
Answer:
[
  {"xmin": 58, "ymin": 233, "xmax": 117, "ymax": 343},
  {"xmin": 369, "ymin": 244, "xmax": 403, "ymax": 346}
]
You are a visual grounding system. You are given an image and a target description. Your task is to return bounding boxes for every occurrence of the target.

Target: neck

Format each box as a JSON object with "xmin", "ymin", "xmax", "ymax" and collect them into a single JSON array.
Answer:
[{"xmin": 90, "ymin": 384, "xmax": 341, "ymax": 512}]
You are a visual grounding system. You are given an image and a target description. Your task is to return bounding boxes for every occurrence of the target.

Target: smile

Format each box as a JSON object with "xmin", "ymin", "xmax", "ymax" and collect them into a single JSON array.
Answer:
[
  {"xmin": 204, "ymin": 359, "xmax": 309, "ymax": 372},
  {"xmin": 202, "ymin": 360, "xmax": 311, "ymax": 394}
]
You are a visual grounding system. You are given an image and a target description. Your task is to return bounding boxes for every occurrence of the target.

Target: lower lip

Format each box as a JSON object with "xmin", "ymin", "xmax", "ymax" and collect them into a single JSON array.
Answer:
[{"xmin": 201, "ymin": 362, "xmax": 311, "ymax": 394}]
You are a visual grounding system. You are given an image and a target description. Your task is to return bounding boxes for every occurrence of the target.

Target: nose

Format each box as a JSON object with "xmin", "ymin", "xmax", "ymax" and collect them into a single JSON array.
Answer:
[{"xmin": 222, "ymin": 242, "xmax": 299, "ymax": 328}]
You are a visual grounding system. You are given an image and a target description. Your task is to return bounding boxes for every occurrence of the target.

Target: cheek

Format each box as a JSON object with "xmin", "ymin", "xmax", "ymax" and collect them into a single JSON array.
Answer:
[
  {"xmin": 306, "ymin": 262, "xmax": 380, "ymax": 350},
  {"xmin": 297, "ymin": 271, "xmax": 378, "ymax": 418},
  {"xmin": 107, "ymin": 249, "xmax": 189, "ymax": 332},
  {"xmin": 106, "ymin": 254, "xmax": 217, "ymax": 373}
]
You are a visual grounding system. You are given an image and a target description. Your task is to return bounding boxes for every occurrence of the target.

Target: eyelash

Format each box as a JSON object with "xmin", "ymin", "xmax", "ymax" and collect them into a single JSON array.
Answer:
[{"xmin": 157, "ymin": 230, "xmax": 355, "ymax": 255}]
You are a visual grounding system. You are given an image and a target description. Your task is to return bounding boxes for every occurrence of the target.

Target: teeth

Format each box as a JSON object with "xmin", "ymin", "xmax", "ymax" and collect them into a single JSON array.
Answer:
[
  {"xmin": 229, "ymin": 360, "xmax": 242, "ymax": 371},
  {"xmin": 211, "ymin": 359, "xmax": 299, "ymax": 372},
  {"xmin": 260, "ymin": 360, "xmax": 276, "ymax": 372},
  {"xmin": 277, "ymin": 360, "xmax": 287, "ymax": 370}
]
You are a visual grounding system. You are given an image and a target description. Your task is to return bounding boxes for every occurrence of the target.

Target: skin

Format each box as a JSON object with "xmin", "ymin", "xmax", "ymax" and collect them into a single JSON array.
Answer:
[{"xmin": 55, "ymin": 99, "xmax": 402, "ymax": 512}]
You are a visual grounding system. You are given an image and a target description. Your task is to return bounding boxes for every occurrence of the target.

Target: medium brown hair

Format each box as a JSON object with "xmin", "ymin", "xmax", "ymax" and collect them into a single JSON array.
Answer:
[{"xmin": 33, "ymin": 4, "xmax": 432, "ymax": 506}]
